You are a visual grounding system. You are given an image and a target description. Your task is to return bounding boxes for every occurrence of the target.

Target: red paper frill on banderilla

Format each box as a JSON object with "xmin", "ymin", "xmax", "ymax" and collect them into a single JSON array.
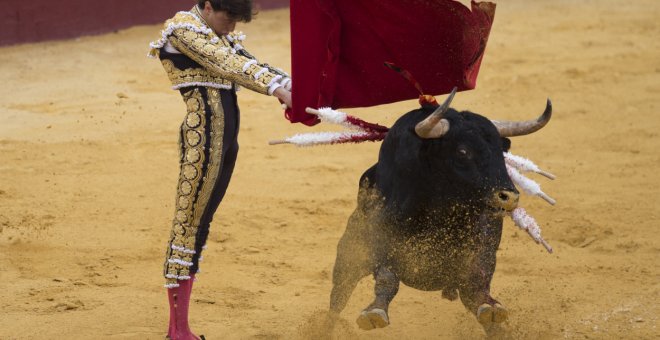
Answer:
[{"xmin": 287, "ymin": 0, "xmax": 496, "ymax": 126}]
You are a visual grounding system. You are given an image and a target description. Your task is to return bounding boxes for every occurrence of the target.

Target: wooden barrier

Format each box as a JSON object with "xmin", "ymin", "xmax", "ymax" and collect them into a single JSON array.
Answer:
[{"xmin": 0, "ymin": 0, "xmax": 288, "ymax": 46}]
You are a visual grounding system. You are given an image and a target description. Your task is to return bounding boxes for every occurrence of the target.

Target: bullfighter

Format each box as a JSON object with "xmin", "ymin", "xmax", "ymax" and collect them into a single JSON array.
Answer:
[{"xmin": 149, "ymin": 1, "xmax": 292, "ymax": 338}]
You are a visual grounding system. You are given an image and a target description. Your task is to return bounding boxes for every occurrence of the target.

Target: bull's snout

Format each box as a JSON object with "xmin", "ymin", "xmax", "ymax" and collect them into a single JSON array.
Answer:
[{"xmin": 492, "ymin": 189, "xmax": 519, "ymax": 212}]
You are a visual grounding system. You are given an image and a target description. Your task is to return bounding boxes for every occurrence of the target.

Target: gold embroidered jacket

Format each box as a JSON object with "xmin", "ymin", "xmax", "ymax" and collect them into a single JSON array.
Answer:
[{"xmin": 149, "ymin": 7, "xmax": 291, "ymax": 95}]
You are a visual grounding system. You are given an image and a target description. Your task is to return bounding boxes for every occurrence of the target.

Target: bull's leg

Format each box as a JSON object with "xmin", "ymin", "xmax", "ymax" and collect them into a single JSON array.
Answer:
[
  {"xmin": 330, "ymin": 170, "xmax": 382, "ymax": 328},
  {"xmin": 459, "ymin": 215, "xmax": 508, "ymax": 330},
  {"xmin": 329, "ymin": 230, "xmax": 372, "ymax": 315},
  {"xmin": 356, "ymin": 266, "xmax": 399, "ymax": 330},
  {"xmin": 458, "ymin": 274, "xmax": 508, "ymax": 326},
  {"xmin": 301, "ymin": 226, "xmax": 371, "ymax": 340}
]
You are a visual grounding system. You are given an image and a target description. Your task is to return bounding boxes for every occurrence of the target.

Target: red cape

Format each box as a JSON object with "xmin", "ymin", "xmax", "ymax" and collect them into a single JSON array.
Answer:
[{"xmin": 287, "ymin": 0, "xmax": 495, "ymax": 126}]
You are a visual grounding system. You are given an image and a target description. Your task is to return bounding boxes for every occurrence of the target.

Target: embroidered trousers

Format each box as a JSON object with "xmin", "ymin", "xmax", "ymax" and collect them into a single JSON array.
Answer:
[{"xmin": 163, "ymin": 86, "xmax": 239, "ymax": 288}]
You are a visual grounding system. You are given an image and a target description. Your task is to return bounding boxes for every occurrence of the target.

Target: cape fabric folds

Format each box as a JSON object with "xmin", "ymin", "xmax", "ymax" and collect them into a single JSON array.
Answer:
[{"xmin": 287, "ymin": 0, "xmax": 496, "ymax": 126}]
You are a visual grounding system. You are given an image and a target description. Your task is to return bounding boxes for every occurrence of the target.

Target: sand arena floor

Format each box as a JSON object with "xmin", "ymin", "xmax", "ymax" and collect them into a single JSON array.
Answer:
[{"xmin": 0, "ymin": 0, "xmax": 658, "ymax": 339}]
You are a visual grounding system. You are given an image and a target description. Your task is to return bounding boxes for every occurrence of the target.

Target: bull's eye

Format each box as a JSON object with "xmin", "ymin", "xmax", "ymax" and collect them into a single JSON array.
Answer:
[{"xmin": 456, "ymin": 147, "xmax": 472, "ymax": 159}]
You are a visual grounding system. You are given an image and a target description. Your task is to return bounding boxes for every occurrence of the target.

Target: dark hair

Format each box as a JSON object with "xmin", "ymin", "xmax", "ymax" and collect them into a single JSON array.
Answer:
[{"xmin": 197, "ymin": 0, "xmax": 256, "ymax": 22}]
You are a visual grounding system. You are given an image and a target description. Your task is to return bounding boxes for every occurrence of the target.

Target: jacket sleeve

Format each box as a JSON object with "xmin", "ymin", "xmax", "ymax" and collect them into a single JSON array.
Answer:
[
  {"xmin": 167, "ymin": 28, "xmax": 283, "ymax": 95},
  {"xmin": 235, "ymin": 46, "xmax": 292, "ymax": 91}
]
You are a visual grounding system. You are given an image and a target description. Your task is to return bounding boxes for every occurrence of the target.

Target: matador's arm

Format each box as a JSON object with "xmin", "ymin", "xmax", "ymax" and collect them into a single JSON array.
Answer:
[
  {"xmin": 226, "ymin": 32, "xmax": 292, "ymax": 91},
  {"xmin": 167, "ymin": 28, "xmax": 285, "ymax": 95},
  {"xmin": 149, "ymin": 11, "xmax": 291, "ymax": 96}
]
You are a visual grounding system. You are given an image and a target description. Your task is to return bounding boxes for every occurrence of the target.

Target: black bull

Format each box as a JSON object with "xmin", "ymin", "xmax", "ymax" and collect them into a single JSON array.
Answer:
[{"xmin": 328, "ymin": 89, "xmax": 552, "ymax": 331}]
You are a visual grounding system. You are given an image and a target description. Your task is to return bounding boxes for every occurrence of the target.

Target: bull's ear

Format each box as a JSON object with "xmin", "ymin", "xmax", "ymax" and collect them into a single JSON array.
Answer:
[{"xmin": 501, "ymin": 137, "xmax": 512, "ymax": 152}]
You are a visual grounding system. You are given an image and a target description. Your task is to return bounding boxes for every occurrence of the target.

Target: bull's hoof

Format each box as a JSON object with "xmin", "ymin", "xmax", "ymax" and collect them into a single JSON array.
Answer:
[
  {"xmin": 477, "ymin": 303, "xmax": 508, "ymax": 325},
  {"xmin": 356, "ymin": 308, "xmax": 389, "ymax": 330}
]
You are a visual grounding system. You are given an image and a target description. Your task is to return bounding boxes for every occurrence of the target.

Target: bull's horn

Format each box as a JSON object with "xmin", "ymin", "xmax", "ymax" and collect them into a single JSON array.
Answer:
[
  {"xmin": 415, "ymin": 87, "xmax": 457, "ymax": 139},
  {"xmin": 492, "ymin": 99, "xmax": 552, "ymax": 137}
]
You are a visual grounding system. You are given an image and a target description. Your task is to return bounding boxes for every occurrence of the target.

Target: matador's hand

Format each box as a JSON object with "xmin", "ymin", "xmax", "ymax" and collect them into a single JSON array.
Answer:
[{"xmin": 273, "ymin": 87, "xmax": 292, "ymax": 109}]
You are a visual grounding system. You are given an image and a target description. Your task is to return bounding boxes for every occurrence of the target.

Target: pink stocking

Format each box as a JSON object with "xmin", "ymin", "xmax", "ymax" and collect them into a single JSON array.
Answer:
[{"xmin": 167, "ymin": 274, "xmax": 200, "ymax": 340}]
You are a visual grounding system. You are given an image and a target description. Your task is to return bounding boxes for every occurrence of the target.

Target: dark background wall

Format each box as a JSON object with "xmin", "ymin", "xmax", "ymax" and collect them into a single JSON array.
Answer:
[{"xmin": 0, "ymin": 0, "xmax": 288, "ymax": 46}]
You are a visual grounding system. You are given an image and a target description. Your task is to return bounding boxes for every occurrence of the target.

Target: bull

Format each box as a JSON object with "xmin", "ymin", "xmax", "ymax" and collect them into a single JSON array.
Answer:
[{"xmin": 328, "ymin": 88, "xmax": 552, "ymax": 332}]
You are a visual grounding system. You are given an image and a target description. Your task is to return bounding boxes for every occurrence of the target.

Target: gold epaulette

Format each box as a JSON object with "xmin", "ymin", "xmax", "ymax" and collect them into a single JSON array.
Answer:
[{"xmin": 149, "ymin": 11, "xmax": 213, "ymax": 57}]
